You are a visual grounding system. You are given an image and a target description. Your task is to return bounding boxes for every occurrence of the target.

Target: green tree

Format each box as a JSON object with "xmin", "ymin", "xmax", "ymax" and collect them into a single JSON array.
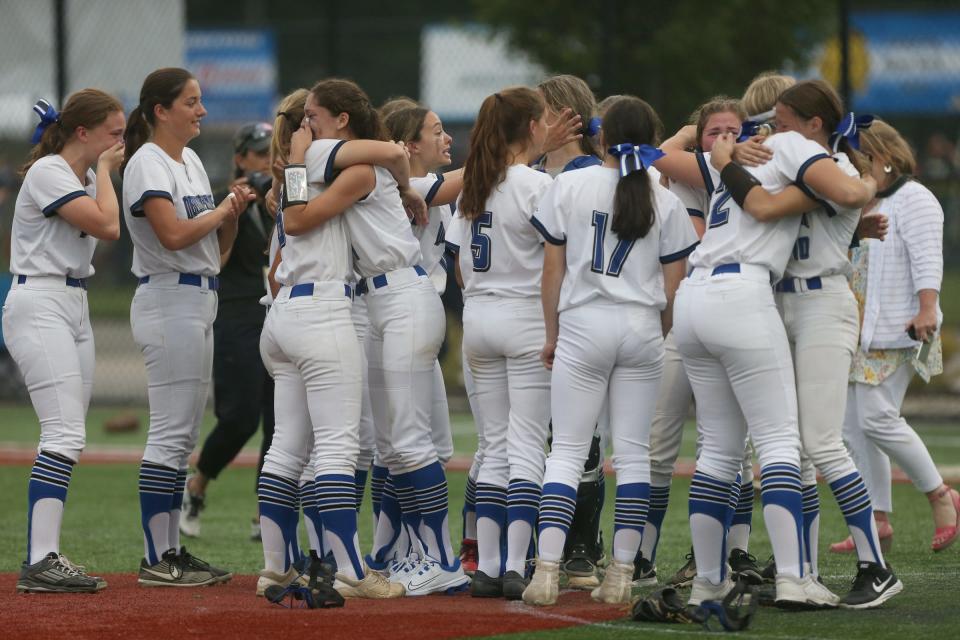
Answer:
[{"xmin": 472, "ymin": 0, "xmax": 836, "ymax": 128}]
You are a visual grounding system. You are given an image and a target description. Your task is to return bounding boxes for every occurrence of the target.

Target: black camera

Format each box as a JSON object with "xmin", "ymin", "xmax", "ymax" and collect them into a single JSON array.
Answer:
[{"xmin": 245, "ymin": 171, "xmax": 273, "ymax": 199}]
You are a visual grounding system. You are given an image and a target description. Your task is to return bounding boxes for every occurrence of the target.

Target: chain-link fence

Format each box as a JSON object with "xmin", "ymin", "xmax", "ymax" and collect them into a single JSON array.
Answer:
[{"xmin": 2, "ymin": 1, "xmax": 960, "ymax": 403}]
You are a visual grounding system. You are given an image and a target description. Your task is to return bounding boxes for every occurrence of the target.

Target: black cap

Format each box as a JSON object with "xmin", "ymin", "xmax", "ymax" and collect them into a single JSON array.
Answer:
[{"xmin": 234, "ymin": 122, "xmax": 273, "ymax": 155}]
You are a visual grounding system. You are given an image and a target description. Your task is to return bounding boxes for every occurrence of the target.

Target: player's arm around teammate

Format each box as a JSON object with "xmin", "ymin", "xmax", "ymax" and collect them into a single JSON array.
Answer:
[
  {"xmin": 523, "ymin": 96, "xmax": 697, "ymax": 607},
  {"xmin": 122, "ymin": 68, "xmax": 251, "ymax": 587},
  {"xmin": 4, "ymin": 90, "xmax": 125, "ymax": 594},
  {"xmin": 284, "ymin": 79, "xmax": 465, "ymax": 596}
]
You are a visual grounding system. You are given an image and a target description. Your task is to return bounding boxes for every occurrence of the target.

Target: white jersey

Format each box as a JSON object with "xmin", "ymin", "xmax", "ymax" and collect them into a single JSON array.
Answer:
[
  {"xmin": 273, "ymin": 174, "xmax": 352, "ymax": 287},
  {"xmin": 783, "ymin": 152, "xmax": 860, "ymax": 279},
  {"xmin": 410, "ymin": 172, "xmax": 453, "ymax": 293},
  {"xmin": 446, "ymin": 164, "xmax": 553, "ymax": 299},
  {"xmin": 689, "ymin": 132, "xmax": 830, "ymax": 280},
  {"xmin": 305, "ymin": 139, "xmax": 422, "ymax": 278},
  {"xmin": 532, "ymin": 165, "xmax": 699, "ymax": 312},
  {"xmin": 123, "ymin": 142, "xmax": 220, "ymax": 277},
  {"xmin": 668, "ymin": 178, "xmax": 709, "ymax": 223},
  {"xmin": 10, "ymin": 155, "xmax": 98, "ymax": 278}
]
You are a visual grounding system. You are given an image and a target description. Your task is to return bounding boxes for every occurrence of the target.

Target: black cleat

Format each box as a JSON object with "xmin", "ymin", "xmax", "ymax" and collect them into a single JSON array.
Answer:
[
  {"xmin": 502, "ymin": 570, "xmax": 528, "ymax": 600},
  {"xmin": 16, "ymin": 553, "xmax": 100, "ymax": 594},
  {"xmin": 729, "ymin": 548, "xmax": 763, "ymax": 585},
  {"xmin": 665, "ymin": 548, "xmax": 697, "ymax": 589},
  {"xmin": 632, "ymin": 550, "xmax": 657, "ymax": 587},
  {"xmin": 470, "ymin": 570, "xmax": 503, "ymax": 598},
  {"xmin": 839, "ymin": 561, "xmax": 903, "ymax": 609}
]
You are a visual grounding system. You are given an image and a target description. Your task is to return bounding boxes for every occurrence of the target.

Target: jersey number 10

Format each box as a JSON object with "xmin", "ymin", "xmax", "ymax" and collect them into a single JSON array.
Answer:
[{"xmin": 591, "ymin": 211, "xmax": 635, "ymax": 277}]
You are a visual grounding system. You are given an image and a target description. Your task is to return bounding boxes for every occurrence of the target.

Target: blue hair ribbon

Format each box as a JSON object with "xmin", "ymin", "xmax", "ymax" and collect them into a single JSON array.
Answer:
[
  {"xmin": 584, "ymin": 116, "xmax": 602, "ymax": 137},
  {"xmin": 608, "ymin": 143, "xmax": 665, "ymax": 177},
  {"xmin": 31, "ymin": 98, "xmax": 60, "ymax": 144},
  {"xmin": 830, "ymin": 112, "xmax": 874, "ymax": 153},
  {"xmin": 737, "ymin": 120, "xmax": 762, "ymax": 143}
]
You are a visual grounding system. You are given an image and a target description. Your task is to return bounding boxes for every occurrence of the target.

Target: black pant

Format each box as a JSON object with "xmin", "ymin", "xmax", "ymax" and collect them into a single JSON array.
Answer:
[{"xmin": 197, "ymin": 302, "xmax": 274, "ymax": 492}]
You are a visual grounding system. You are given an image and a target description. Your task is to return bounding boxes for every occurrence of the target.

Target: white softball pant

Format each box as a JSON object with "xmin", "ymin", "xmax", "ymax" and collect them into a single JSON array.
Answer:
[
  {"xmin": 843, "ymin": 363, "xmax": 943, "ymax": 512},
  {"xmin": 544, "ymin": 302, "xmax": 663, "ymax": 489},
  {"xmin": 462, "ymin": 295, "xmax": 550, "ymax": 487},
  {"xmin": 673, "ymin": 266, "xmax": 802, "ymax": 481},
  {"xmin": 365, "ymin": 270, "xmax": 446, "ymax": 474},
  {"xmin": 2, "ymin": 277, "xmax": 94, "ymax": 462},
  {"xmin": 260, "ymin": 284, "xmax": 362, "ymax": 480},
  {"xmin": 777, "ymin": 277, "xmax": 860, "ymax": 483},
  {"xmin": 351, "ymin": 296, "xmax": 376, "ymax": 471},
  {"xmin": 132, "ymin": 277, "xmax": 217, "ymax": 470}
]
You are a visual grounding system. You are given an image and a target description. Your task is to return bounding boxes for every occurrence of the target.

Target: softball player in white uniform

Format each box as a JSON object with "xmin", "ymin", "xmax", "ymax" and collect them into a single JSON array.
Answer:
[
  {"xmin": 287, "ymin": 79, "xmax": 466, "ymax": 596},
  {"xmin": 664, "ymin": 127, "xmax": 873, "ymax": 608},
  {"xmin": 640, "ymin": 99, "xmax": 759, "ymax": 585},
  {"xmin": 5, "ymin": 91, "xmax": 124, "ymax": 593},
  {"xmin": 446, "ymin": 87, "xmax": 552, "ymax": 600},
  {"xmin": 122, "ymin": 68, "xmax": 249, "ymax": 587},
  {"xmin": 523, "ymin": 96, "xmax": 698, "ymax": 606},
  {"xmin": 730, "ymin": 80, "xmax": 900, "ymax": 608}
]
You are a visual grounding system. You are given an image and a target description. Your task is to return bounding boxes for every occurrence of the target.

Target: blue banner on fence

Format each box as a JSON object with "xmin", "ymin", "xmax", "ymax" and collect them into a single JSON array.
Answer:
[
  {"xmin": 185, "ymin": 30, "xmax": 278, "ymax": 126},
  {"xmin": 829, "ymin": 11, "xmax": 960, "ymax": 114}
]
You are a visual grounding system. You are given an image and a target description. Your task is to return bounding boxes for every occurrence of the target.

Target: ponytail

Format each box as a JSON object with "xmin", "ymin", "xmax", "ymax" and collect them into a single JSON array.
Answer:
[
  {"xmin": 602, "ymin": 97, "xmax": 663, "ymax": 242},
  {"xmin": 122, "ymin": 67, "xmax": 195, "ymax": 172},
  {"xmin": 461, "ymin": 87, "xmax": 544, "ymax": 220},
  {"xmin": 777, "ymin": 79, "xmax": 869, "ymax": 174},
  {"xmin": 20, "ymin": 89, "xmax": 123, "ymax": 177},
  {"xmin": 121, "ymin": 105, "xmax": 150, "ymax": 173},
  {"xmin": 270, "ymin": 88, "xmax": 310, "ymax": 183}
]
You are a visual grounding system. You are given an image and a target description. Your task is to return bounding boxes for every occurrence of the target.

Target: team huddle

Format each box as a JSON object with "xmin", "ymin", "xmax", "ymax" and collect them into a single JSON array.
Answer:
[{"xmin": 5, "ymin": 65, "xmax": 956, "ymax": 615}]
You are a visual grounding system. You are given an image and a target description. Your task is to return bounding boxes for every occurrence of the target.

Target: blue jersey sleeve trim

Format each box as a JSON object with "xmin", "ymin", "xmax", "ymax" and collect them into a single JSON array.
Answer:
[
  {"xmin": 562, "ymin": 155, "xmax": 602, "ymax": 173},
  {"xmin": 529, "ymin": 215, "xmax": 566, "ymax": 245},
  {"xmin": 444, "ymin": 240, "xmax": 460, "ymax": 254},
  {"xmin": 324, "ymin": 140, "xmax": 348, "ymax": 184},
  {"xmin": 695, "ymin": 150, "xmax": 715, "ymax": 194},
  {"xmin": 793, "ymin": 154, "xmax": 837, "ymax": 217},
  {"xmin": 41, "ymin": 190, "xmax": 88, "ymax": 217},
  {"xmin": 660, "ymin": 241, "xmax": 699, "ymax": 264},
  {"xmin": 686, "ymin": 208, "xmax": 705, "ymax": 219},
  {"xmin": 129, "ymin": 190, "xmax": 174, "ymax": 218},
  {"xmin": 424, "ymin": 173, "xmax": 445, "ymax": 206}
]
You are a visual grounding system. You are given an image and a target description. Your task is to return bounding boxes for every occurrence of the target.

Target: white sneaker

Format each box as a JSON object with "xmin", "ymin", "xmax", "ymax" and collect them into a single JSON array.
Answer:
[
  {"xmin": 591, "ymin": 560, "xmax": 634, "ymax": 604},
  {"xmin": 387, "ymin": 553, "xmax": 421, "ymax": 584},
  {"xmin": 688, "ymin": 576, "xmax": 735, "ymax": 606},
  {"xmin": 401, "ymin": 558, "xmax": 470, "ymax": 596},
  {"xmin": 256, "ymin": 566, "xmax": 307, "ymax": 597},
  {"xmin": 522, "ymin": 559, "xmax": 561, "ymax": 606},
  {"xmin": 775, "ymin": 573, "xmax": 840, "ymax": 609},
  {"xmin": 334, "ymin": 568, "xmax": 405, "ymax": 599}
]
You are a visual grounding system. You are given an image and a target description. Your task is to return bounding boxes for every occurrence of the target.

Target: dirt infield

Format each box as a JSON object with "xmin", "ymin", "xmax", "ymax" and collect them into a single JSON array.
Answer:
[{"xmin": 1, "ymin": 574, "xmax": 629, "ymax": 640}]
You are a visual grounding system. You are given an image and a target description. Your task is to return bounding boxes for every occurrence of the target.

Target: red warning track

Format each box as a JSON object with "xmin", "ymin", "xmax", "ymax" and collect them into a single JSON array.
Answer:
[{"xmin": 1, "ymin": 574, "xmax": 627, "ymax": 640}]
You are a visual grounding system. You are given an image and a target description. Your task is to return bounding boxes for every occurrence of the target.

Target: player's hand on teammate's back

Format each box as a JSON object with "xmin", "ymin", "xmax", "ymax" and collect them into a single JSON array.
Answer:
[
  {"xmin": 541, "ymin": 341, "xmax": 556, "ymax": 370},
  {"xmin": 858, "ymin": 211, "xmax": 888, "ymax": 241},
  {"xmin": 542, "ymin": 107, "xmax": 582, "ymax": 154},
  {"xmin": 399, "ymin": 185, "xmax": 428, "ymax": 226},
  {"xmin": 732, "ymin": 136, "xmax": 773, "ymax": 167},
  {"xmin": 97, "ymin": 140, "xmax": 125, "ymax": 173}
]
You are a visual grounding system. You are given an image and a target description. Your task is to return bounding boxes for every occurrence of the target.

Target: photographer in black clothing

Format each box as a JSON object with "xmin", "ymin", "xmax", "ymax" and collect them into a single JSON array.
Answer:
[{"xmin": 181, "ymin": 122, "xmax": 276, "ymax": 540}]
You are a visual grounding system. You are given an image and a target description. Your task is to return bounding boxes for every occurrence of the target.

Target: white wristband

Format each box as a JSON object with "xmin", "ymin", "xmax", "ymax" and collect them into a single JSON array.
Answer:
[{"xmin": 284, "ymin": 164, "xmax": 308, "ymax": 205}]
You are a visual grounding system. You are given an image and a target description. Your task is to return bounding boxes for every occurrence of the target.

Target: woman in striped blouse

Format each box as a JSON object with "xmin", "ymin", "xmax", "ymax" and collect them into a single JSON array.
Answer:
[{"xmin": 834, "ymin": 119, "xmax": 958, "ymax": 554}]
